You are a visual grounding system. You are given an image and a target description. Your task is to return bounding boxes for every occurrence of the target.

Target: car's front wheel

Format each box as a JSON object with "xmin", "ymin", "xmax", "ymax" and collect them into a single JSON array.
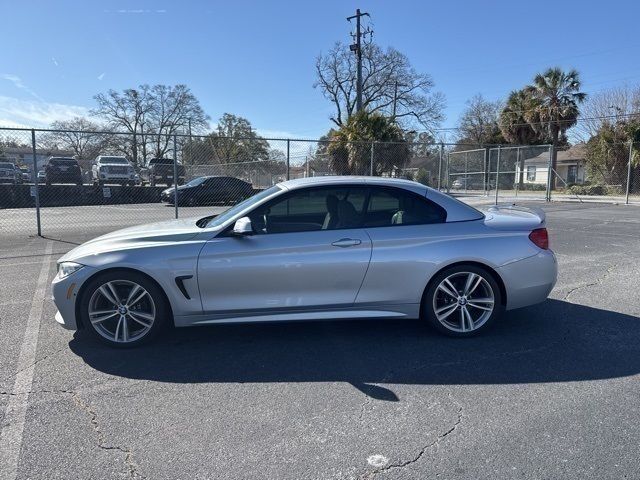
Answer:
[
  {"xmin": 79, "ymin": 271, "xmax": 169, "ymax": 347},
  {"xmin": 423, "ymin": 265, "xmax": 502, "ymax": 337}
]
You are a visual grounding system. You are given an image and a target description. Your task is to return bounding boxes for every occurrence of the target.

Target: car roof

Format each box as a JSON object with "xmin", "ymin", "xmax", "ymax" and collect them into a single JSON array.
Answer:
[
  {"xmin": 278, "ymin": 176, "xmax": 427, "ymax": 194},
  {"xmin": 276, "ymin": 176, "xmax": 483, "ymax": 222}
]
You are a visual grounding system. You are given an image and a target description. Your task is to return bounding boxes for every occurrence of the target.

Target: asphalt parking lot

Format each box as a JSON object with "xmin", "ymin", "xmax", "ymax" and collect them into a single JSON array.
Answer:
[{"xmin": 1, "ymin": 201, "xmax": 640, "ymax": 479}]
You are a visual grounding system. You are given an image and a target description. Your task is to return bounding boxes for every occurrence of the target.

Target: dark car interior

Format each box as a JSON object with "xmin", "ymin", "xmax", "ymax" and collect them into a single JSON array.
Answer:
[{"xmin": 249, "ymin": 186, "xmax": 447, "ymax": 235}]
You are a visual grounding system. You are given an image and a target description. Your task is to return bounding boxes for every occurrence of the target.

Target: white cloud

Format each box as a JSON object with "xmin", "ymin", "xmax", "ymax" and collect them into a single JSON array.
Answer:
[
  {"xmin": 1, "ymin": 74, "xmax": 44, "ymax": 101},
  {"xmin": 52, "ymin": 57, "xmax": 59, "ymax": 67},
  {"xmin": 0, "ymin": 96, "xmax": 89, "ymax": 128}
]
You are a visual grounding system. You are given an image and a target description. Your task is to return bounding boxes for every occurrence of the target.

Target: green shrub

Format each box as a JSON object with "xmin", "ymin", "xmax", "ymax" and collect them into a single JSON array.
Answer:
[
  {"xmin": 517, "ymin": 183, "xmax": 547, "ymax": 191},
  {"xmin": 567, "ymin": 184, "xmax": 614, "ymax": 195},
  {"xmin": 415, "ymin": 168, "xmax": 430, "ymax": 186}
]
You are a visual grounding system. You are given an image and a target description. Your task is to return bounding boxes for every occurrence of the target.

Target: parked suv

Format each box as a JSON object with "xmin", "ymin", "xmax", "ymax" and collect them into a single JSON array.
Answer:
[
  {"xmin": 44, "ymin": 157, "xmax": 82, "ymax": 186},
  {"xmin": 146, "ymin": 158, "xmax": 185, "ymax": 187},
  {"xmin": 0, "ymin": 161, "xmax": 18, "ymax": 184},
  {"xmin": 92, "ymin": 155, "xmax": 137, "ymax": 186}
]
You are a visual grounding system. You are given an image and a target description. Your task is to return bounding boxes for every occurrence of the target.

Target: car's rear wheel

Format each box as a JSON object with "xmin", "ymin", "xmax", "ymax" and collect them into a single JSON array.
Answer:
[
  {"xmin": 423, "ymin": 265, "xmax": 502, "ymax": 337},
  {"xmin": 79, "ymin": 271, "xmax": 169, "ymax": 347}
]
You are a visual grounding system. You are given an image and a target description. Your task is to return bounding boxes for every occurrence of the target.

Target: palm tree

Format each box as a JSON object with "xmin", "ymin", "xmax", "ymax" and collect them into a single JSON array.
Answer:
[
  {"xmin": 499, "ymin": 89, "xmax": 542, "ymax": 145},
  {"xmin": 525, "ymin": 68, "xmax": 586, "ymax": 190}
]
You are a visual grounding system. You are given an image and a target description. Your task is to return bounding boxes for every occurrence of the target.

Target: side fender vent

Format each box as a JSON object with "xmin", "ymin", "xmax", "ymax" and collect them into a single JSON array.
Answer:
[{"xmin": 175, "ymin": 275, "xmax": 193, "ymax": 300}]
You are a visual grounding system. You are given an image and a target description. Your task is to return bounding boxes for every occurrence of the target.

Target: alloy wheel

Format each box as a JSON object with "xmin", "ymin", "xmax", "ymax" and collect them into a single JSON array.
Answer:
[
  {"xmin": 432, "ymin": 272, "xmax": 495, "ymax": 333},
  {"xmin": 88, "ymin": 280, "xmax": 156, "ymax": 343}
]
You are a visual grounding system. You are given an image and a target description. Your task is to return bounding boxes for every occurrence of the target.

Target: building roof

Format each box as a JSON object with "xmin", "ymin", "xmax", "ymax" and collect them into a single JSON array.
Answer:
[{"xmin": 525, "ymin": 143, "xmax": 586, "ymax": 164}]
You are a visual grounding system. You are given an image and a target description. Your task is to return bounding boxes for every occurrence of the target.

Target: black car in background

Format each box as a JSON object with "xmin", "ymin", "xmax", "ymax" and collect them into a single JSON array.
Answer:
[
  {"xmin": 44, "ymin": 157, "xmax": 82, "ymax": 186},
  {"xmin": 146, "ymin": 158, "xmax": 186, "ymax": 187},
  {"xmin": 161, "ymin": 176, "xmax": 254, "ymax": 206}
]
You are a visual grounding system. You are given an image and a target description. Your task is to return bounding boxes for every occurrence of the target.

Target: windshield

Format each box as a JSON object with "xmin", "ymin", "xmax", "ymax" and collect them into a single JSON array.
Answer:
[
  {"xmin": 0, "ymin": 163, "xmax": 15, "ymax": 169},
  {"xmin": 185, "ymin": 177, "xmax": 207, "ymax": 187},
  {"xmin": 202, "ymin": 186, "xmax": 281, "ymax": 228},
  {"xmin": 100, "ymin": 157, "xmax": 128, "ymax": 164}
]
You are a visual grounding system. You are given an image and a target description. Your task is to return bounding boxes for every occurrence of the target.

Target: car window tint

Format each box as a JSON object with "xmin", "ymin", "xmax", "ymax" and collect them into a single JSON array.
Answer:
[
  {"xmin": 253, "ymin": 186, "xmax": 366, "ymax": 234},
  {"xmin": 364, "ymin": 188, "xmax": 447, "ymax": 227}
]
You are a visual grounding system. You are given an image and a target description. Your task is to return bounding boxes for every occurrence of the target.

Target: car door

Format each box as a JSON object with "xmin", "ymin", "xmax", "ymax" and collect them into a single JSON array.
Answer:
[
  {"xmin": 355, "ymin": 186, "xmax": 449, "ymax": 306},
  {"xmin": 197, "ymin": 185, "xmax": 372, "ymax": 314}
]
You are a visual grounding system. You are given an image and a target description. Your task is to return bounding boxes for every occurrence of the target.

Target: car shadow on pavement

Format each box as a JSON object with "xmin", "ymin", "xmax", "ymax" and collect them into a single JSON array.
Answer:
[{"xmin": 69, "ymin": 299, "xmax": 640, "ymax": 400}]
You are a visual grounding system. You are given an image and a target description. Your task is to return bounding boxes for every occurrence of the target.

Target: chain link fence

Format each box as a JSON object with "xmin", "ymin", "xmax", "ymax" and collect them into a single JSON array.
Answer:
[{"xmin": 0, "ymin": 127, "xmax": 638, "ymax": 244}]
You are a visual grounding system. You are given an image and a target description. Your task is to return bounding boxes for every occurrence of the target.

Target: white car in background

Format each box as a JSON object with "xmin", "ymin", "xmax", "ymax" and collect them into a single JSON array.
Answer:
[{"xmin": 92, "ymin": 155, "xmax": 137, "ymax": 186}]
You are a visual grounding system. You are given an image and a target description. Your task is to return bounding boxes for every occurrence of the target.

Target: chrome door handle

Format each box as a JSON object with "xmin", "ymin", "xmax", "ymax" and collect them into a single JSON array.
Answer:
[{"xmin": 331, "ymin": 238, "xmax": 362, "ymax": 247}]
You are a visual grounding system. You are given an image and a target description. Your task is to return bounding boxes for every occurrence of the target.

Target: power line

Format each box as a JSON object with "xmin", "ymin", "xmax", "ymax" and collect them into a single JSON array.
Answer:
[{"xmin": 434, "ymin": 112, "xmax": 640, "ymax": 132}]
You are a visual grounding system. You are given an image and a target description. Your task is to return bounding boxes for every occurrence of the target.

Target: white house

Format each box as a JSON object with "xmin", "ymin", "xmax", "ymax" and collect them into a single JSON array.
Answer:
[{"xmin": 518, "ymin": 144, "xmax": 587, "ymax": 186}]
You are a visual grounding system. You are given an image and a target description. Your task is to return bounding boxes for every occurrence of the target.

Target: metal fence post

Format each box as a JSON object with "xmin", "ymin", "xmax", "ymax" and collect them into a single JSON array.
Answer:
[
  {"xmin": 370, "ymin": 142, "xmax": 374, "ymax": 176},
  {"xmin": 173, "ymin": 134, "xmax": 179, "ymax": 219},
  {"xmin": 515, "ymin": 146, "xmax": 521, "ymax": 198},
  {"xmin": 437, "ymin": 143, "xmax": 443, "ymax": 190},
  {"xmin": 626, "ymin": 140, "xmax": 633, "ymax": 205},
  {"xmin": 495, "ymin": 145, "xmax": 501, "ymax": 205},
  {"xmin": 546, "ymin": 145, "xmax": 553, "ymax": 202},
  {"xmin": 483, "ymin": 147, "xmax": 488, "ymax": 195},
  {"xmin": 445, "ymin": 150, "xmax": 450, "ymax": 194},
  {"xmin": 286, "ymin": 140, "xmax": 290, "ymax": 180},
  {"xmin": 464, "ymin": 151, "xmax": 468, "ymax": 194},
  {"xmin": 31, "ymin": 129, "xmax": 41, "ymax": 236}
]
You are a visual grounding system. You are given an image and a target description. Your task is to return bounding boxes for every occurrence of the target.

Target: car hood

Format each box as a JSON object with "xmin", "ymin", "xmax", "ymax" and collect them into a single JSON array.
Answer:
[{"xmin": 58, "ymin": 217, "xmax": 210, "ymax": 264}]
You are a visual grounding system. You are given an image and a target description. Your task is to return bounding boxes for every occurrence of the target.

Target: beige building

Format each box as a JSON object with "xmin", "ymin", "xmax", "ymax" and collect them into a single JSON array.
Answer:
[{"xmin": 518, "ymin": 144, "xmax": 587, "ymax": 186}]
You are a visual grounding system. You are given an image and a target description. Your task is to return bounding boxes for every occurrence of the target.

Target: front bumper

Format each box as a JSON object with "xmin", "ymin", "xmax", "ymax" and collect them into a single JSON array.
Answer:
[
  {"xmin": 51, "ymin": 264, "xmax": 97, "ymax": 330},
  {"xmin": 498, "ymin": 249, "xmax": 557, "ymax": 310}
]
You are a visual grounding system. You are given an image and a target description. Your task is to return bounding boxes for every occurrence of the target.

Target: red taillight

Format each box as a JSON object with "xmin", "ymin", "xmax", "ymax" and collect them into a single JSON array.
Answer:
[{"xmin": 529, "ymin": 228, "xmax": 549, "ymax": 250}]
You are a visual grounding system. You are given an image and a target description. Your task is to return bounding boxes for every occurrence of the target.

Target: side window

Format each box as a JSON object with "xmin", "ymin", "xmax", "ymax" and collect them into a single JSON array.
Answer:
[
  {"xmin": 204, "ymin": 178, "xmax": 220, "ymax": 189},
  {"xmin": 251, "ymin": 186, "xmax": 366, "ymax": 234},
  {"xmin": 364, "ymin": 188, "xmax": 446, "ymax": 227}
]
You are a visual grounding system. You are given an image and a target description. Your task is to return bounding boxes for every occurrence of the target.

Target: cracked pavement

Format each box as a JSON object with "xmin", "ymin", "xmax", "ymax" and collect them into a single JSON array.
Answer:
[{"xmin": 1, "ymin": 201, "xmax": 640, "ymax": 479}]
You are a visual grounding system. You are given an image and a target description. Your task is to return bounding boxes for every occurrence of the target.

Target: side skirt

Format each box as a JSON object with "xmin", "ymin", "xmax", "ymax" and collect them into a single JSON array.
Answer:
[{"xmin": 173, "ymin": 304, "xmax": 421, "ymax": 327}]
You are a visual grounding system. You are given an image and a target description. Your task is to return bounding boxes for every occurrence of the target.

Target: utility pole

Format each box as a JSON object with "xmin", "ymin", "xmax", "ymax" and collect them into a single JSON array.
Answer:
[{"xmin": 347, "ymin": 8, "xmax": 370, "ymax": 113}]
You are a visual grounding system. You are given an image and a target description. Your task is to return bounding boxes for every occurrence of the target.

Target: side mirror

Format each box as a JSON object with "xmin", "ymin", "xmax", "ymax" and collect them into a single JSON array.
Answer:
[{"xmin": 232, "ymin": 217, "xmax": 253, "ymax": 236}]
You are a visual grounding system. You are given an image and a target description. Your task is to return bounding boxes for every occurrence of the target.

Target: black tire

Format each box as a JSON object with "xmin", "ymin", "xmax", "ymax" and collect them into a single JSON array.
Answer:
[
  {"xmin": 422, "ymin": 264, "xmax": 503, "ymax": 337},
  {"xmin": 78, "ymin": 270, "xmax": 170, "ymax": 348}
]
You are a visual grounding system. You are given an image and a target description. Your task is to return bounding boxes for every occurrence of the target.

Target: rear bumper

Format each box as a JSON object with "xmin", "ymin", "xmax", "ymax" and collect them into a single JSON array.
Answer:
[{"xmin": 498, "ymin": 250, "xmax": 557, "ymax": 310}]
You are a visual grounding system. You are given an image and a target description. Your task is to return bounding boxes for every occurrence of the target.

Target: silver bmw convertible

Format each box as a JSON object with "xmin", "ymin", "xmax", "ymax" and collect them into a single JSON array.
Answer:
[{"xmin": 52, "ymin": 176, "xmax": 557, "ymax": 347}]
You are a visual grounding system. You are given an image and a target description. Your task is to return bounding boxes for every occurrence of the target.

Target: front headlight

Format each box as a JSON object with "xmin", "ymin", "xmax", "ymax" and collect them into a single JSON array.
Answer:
[{"xmin": 57, "ymin": 262, "xmax": 84, "ymax": 279}]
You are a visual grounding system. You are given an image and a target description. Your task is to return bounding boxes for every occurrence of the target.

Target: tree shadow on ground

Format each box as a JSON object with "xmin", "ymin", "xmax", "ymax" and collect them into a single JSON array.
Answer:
[{"xmin": 70, "ymin": 299, "xmax": 640, "ymax": 399}]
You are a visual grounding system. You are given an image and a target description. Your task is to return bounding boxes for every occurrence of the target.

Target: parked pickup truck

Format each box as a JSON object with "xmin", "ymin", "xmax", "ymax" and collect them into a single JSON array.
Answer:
[
  {"xmin": 143, "ymin": 158, "xmax": 186, "ymax": 187},
  {"xmin": 0, "ymin": 161, "xmax": 18, "ymax": 184}
]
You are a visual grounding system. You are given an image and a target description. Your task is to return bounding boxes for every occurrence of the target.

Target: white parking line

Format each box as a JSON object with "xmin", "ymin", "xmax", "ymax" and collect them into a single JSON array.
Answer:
[{"xmin": 0, "ymin": 241, "xmax": 53, "ymax": 480}]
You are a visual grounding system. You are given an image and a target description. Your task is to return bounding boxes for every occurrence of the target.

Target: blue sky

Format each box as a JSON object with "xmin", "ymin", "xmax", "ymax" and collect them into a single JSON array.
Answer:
[{"xmin": 1, "ymin": 0, "xmax": 639, "ymax": 140}]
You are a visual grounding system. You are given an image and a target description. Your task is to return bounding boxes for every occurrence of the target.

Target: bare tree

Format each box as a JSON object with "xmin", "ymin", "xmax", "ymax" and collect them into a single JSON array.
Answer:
[
  {"xmin": 45, "ymin": 117, "xmax": 107, "ymax": 160},
  {"xmin": 92, "ymin": 86, "xmax": 154, "ymax": 166},
  {"xmin": 457, "ymin": 94, "xmax": 505, "ymax": 145},
  {"xmin": 314, "ymin": 42, "xmax": 444, "ymax": 131},
  {"xmin": 147, "ymin": 84, "xmax": 209, "ymax": 158},
  {"xmin": 575, "ymin": 85, "xmax": 640, "ymax": 142}
]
